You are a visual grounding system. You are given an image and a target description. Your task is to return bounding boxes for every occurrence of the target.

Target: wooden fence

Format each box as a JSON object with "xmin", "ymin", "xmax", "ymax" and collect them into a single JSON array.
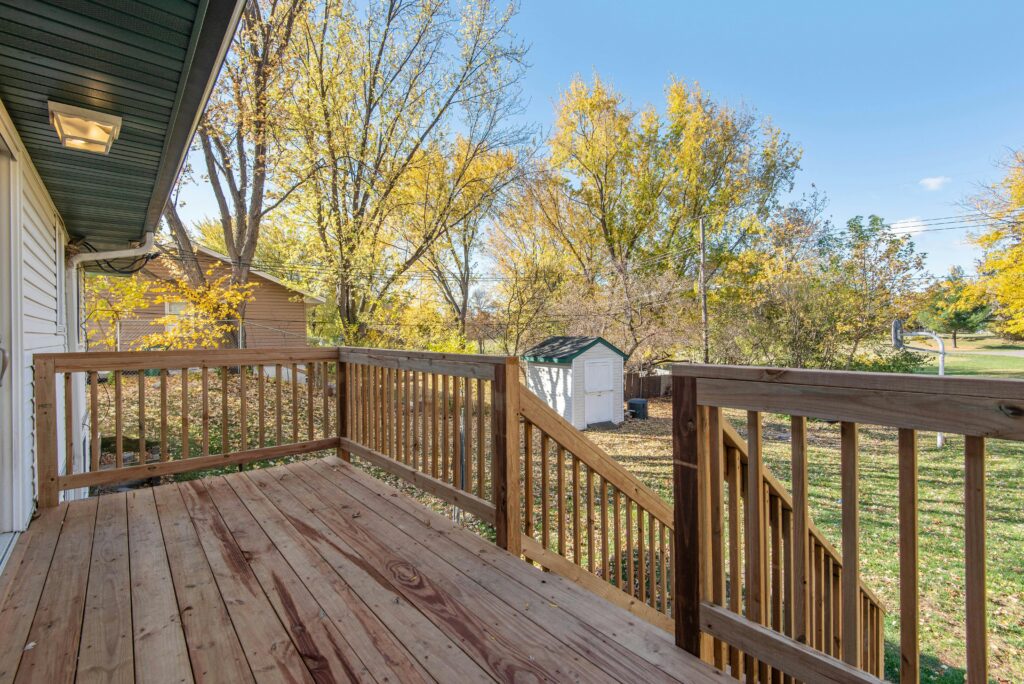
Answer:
[
  {"xmin": 34, "ymin": 348, "xmax": 1009, "ymax": 681},
  {"xmin": 624, "ymin": 371, "xmax": 671, "ymax": 399}
]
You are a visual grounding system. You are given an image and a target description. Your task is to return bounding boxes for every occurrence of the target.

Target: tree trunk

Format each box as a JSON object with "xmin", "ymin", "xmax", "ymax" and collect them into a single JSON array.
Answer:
[{"xmin": 952, "ymin": 330, "xmax": 958, "ymax": 348}]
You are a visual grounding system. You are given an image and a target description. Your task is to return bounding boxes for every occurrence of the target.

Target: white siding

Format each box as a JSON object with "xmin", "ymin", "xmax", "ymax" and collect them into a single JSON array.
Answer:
[
  {"xmin": 524, "ymin": 362, "xmax": 572, "ymax": 423},
  {"xmin": 571, "ymin": 345, "xmax": 624, "ymax": 429},
  {"xmin": 0, "ymin": 98, "xmax": 73, "ymax": 533}
]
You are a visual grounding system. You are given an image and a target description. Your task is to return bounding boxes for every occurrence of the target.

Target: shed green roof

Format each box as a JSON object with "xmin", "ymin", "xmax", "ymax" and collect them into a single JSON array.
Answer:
[
  {"xmin": 0, "ymin": 0, "xmax": 244, "ymax": 248},
  {"xmin": 522, "ymin": 336, "xmax": 628, "ymax": 365}
]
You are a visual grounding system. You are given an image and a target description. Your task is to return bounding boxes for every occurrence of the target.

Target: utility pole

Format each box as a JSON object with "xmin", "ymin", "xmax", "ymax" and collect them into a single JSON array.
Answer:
[{"xmin": 699, "ymin": 217, "xmax": 709, "ymax": 363}]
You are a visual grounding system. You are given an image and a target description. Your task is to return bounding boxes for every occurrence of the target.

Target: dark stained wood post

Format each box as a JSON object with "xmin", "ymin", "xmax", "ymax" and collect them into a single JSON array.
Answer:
[
  {"xmin": 34, "ymin": 355, "xmax": 59, "ymax": 507},
  {"xmin": 492, "ymin": 357, "xmax": 522, "ymax": 556},
  {"xmin": 672, "ymin": 373, "xmax": 701, "ymax": 655}
]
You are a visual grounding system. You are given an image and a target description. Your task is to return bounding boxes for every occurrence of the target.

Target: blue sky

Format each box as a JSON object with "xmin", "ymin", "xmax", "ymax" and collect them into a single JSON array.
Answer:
[{"xmin": 181, "ymin": 1, "xmax": 1024, "ymax": 276}]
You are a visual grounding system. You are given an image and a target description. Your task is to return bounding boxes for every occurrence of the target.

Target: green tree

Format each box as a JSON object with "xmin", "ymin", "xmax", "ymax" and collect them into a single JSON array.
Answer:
[{"xmin": 916, "ymin": 267, "xmax": 991, "ymax": 347}]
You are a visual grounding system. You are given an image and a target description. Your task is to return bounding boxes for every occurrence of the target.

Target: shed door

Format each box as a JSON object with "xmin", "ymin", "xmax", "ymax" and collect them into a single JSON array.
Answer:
[{"xmin": 584, "ymin": 359, "xmax": 614, "ymax": 425}]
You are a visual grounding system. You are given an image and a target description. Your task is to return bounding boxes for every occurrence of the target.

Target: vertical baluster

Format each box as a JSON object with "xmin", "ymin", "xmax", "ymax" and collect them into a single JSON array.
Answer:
[
  {"xmin": 587, "ymin": 466, "xmax": 596, "ymax": 574},
  {"xmin": 159, "ymin": 369, "xmax": 168, "ymax": 461},
  {"xmin": 221, "ymin": 366, "xmax": 229, "ymax": 454},
  {"xmin": 412, "ymin": 371, "xmax": 420, "ymax": 469},
  {"xmin": 137, "ymin": 370, "xmax": 146, "ymax": 463},
  {"xmin": 647, "ymin": 510, "xmax": 655, "ymax": 608},
  {"xmin": 833, "ymin": 564, "xmax": 842, "ymax": 658},
  {"xmin": 523, "ymin": 421, "xmax": 533, "ymax": 534},
  {"xmin": 745, "ymin": 411, "xmax": 765, "ymax": 681},
  {"xmin": 257, "ymin": 364, "xmax": 265, "ymax": 447},
  {"xmin": 840, "ymin": 421, "xmax": 859, "ymax": 667},
  {"xmin": 771, "ymin": 495, "xmax": 783, "ymax": 679},
  {"xmin": 659, "ymin": 520, "xmax": 667, "ymax": 614},
  {"xmin": 291, "ymin": 363, "xmax": 299, "ymax": 444},
  {"xmin": 898, "ymin": 428, "xmax": 919, "ymax": 683},
  {"xmin": 637, "ymin": 505, "xmax": 646, "ymax": 603},
  {"xmin": 89, "ymin": 371, "xmax": 100, "ymax": 471},
  {"xmin": 476, "ymin": 378, "xmax": 485, "ymax": 497},
  {"xmin": 625, "ymin": 497, "xmax": 634, "ymax": 597},
  {"xmin": 201, "ymin": 367, "xmax": 209, "ymax": 457},
  {"xmin": 114, "ymin": 370, "xmax": 123, "ymax": 467},
  {"xmin": 823, "ymin": 555, "xmax": 833, "ymax": 657},
  {"xmin": 431, "ymin": 373, "xmax": 439, "ymax": 477},
  {"xmin": 180, "ymin": 368, "xmax": 188, "ymax": 460},
  {"xmin": 239, "ymin": 366, "xmax": 248, "ymax": 452},
  {"xmin": 708, "ymin": 407, "xmax": 726, "ymax": 669},
  {"xmin": 600, "ymin": 475, "xmax": 609, "ymax": 582},
  {"xmin": 541, "ymin": 434, "xmax": 550, "ymax": 549},
  {"xmin": 791, "ymin": 416, "xmax": 810, "ymax": 654},
  {"xmin": 274, "ymin": 364, "xmax": 283, "ymax": 445},
  {"xmin": 63, "ymin": 372, "xmax": 73, "ymax": 475},
  {"xmin": 404, "ymin": 369, "xmax": 411, "ymax": 464},
  {"xmin": 815, "ymin": 542, "xmax": 825, "ymax": 653},
  {"xmin": 572, "ymin": 455, "xmax": 581, "ymax": 565},
  {"xmin": 321, "ymin": 360, "xmax": 329, "ymax": 436},
  {"xmin": 464, "ymin": 377, "xmax": 473, "ymax": 490},
  {"xmin": 613, "ymin": 489, "xmax": 622, "ymax": 588},
  {"xmin": 965, "ymin": 435, "xmax": 987, "ymax": 682},
  {"xmin": 727, "ymin": 446, "xmax": 743, "ymax": 680},
  {"xmin": 781, "ymin": 506, "xmax": 794, "ymax": 684},
  {"xmin": 307, "ymin": 362, "xmax": 315, "ymax": 440},
  {"xmin": 452, "ymin": 374, "xmax": 461, "ymax": 486},
  {"xmin": 441, "ymin": 375, "xmax": 450, "ymax": 480},
  {"xmin": 557, "ymin": 445, "xmax": 566, "ymax": 557}
]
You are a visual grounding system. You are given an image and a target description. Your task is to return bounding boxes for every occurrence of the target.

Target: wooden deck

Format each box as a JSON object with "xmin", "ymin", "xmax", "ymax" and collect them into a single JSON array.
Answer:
[{"xmin": 0, "ymin": 456, "xmax": 726, "ymax": 683}]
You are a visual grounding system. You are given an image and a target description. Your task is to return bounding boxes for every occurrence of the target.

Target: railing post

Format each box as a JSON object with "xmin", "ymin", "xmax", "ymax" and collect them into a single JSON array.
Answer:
[
  {"xmin": 34, "ymin": 355, "xmax": 59, "ymax": 507},
  {"xmin": 337, "ymin": 354, "xmax": 349, "ymax": 462},
  {"xmin": 672, "ymin": 374, "xmax": 701, "ymax": 656},
  {"xmin": 492, "ymin": 357, "xmax": 521, "ymax": 556}
]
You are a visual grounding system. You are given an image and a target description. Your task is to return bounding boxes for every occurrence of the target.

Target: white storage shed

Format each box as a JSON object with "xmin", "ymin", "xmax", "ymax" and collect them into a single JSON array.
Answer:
[{"xmin": 522, "ymin": 336, "xmax": 628, "ymax": 430}]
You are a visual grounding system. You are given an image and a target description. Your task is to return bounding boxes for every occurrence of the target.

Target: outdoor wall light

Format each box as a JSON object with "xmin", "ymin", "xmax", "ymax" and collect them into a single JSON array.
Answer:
[{"xmin": 47, "ymin": 101, "xmax": 122, "ymax": 155}]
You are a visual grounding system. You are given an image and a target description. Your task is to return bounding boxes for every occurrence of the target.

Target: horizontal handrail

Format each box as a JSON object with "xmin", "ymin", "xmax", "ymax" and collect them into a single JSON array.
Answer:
[
  {"xmin": 39, "ymin": 347, "xmax": 341, "ymax": 372},
  {"xmin": 672, "ymin": 363, "xmax": 1024, "ymax": 400}
]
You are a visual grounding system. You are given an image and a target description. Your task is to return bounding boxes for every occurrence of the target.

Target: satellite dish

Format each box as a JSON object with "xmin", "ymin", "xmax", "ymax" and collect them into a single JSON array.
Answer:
[{"xmin": 891, "ymin": 318, "xmax": 905, "ymax": 350}]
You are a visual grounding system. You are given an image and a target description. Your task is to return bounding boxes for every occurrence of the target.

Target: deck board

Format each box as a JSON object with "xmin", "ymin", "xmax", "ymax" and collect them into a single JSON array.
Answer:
[{"xmin": 0, "ymin": 457, "xmax": 728, "ymax": 684}]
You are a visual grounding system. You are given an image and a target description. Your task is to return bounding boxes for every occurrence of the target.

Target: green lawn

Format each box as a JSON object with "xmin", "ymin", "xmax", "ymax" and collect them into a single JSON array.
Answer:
[{"xmin": 917, "ymin": 351, "xmax": 1024, "ymax": 378}]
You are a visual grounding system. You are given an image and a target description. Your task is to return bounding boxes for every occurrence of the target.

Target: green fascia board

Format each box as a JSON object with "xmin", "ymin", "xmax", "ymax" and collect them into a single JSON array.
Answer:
[{"xmin": 522, "ymin": 337, "xmax": 629, "ymax": 364}]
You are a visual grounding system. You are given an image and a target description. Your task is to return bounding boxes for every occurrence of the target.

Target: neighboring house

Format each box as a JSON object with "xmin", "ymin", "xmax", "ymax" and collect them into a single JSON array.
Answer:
[
  {"xmin": 522, "ymin": 336, "xmax": 627, "ymax": 429},
  {"xmin": 85, "ymin": 244, "xmax": 325, "ymax": 350},
  {"xmin": 0, "ymin": 0, "xmax": 244, "ymax": 548}
]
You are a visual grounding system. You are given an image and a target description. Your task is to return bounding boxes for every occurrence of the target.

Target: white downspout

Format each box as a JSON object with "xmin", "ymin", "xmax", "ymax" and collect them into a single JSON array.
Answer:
[{"xmin": 68, "ymin": 230, "xmax": 156, "ymax": 270}]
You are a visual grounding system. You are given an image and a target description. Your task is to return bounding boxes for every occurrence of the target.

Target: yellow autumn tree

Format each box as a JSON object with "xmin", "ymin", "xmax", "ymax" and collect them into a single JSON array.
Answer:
[
  {"xmin": 971, "ymin": 150, "xmax": 1024, "ymax": 338},
  {"xmin": 84, "ymin": 263, "xmax": 257, "ymax": 351}
]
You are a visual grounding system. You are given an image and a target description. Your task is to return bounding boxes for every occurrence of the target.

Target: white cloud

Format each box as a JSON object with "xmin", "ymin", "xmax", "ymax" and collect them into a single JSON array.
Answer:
[
  {"xmin": 919, "ymin": 176, "xmax": 951, "ymax": 191},
  {"xmin": 891, "ymin": 217, "xmax": 927, "ymax": 235}
]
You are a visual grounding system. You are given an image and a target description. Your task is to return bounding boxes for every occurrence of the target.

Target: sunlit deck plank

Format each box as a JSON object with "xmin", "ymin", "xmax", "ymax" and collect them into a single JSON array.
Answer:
[
  {"xmin": 0, "ymin": 505, "xmax": 69, "ymax": 681},
  {"xmin": 126, "ymin": 489, "xmax": 192, "ymax": 684},
  {"xmin": 1, "ymin": 456, "xmax": 730, "ymax": 683},
  {"xmin": 77, "ymin": 494, "xmax": 133, "ymax": 683},
  {"xmin": 238, "ymin": 468, "xmax": 489, "ymax": 683},
  {"xmin": 152, "ymin": 484, "xmax": 253, "ymax": 683},
  {"xmin": 176, "ymin": 481, "xmax": 312, "ymax": 683},
  {"xmin": 315, "ymin": 456, "xmax": 729, "ymax": 684},
  {"xmin": 302, "ymin": 457, "xmax": 687, "ymax": 684},
  {"xmin": 16, "ymin": 498, "xmax": 97, "ymax": 683},
  {"xmin": 270, "ymin": 462, "xmax": 619, "ymax": 683}
]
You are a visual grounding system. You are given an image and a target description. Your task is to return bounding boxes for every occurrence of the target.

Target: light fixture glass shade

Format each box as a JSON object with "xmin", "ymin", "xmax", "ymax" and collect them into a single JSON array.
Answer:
[{"xmin": 47, "ymin": 102, "xmax": 122, "ymax": 155}]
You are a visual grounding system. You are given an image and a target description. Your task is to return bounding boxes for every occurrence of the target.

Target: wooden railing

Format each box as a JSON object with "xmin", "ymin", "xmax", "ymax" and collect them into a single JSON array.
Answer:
[
  {"xmin": 673, "ymin": 364, "xmax": 1022, "ymax": 684},
  {"xmin": 36, "ymin": 348, "xmax": 937, "ymax": 681},
  {"xmin": 34, "ymin": 349, "xmax": 343, "ymax": 506},
  {"xmin": 337, "ymin": 348, "xmax": 503, "ymax": 528},
  {"xmin": 516, "ymin": 388, "xmax": 676, "ymax": 630}
]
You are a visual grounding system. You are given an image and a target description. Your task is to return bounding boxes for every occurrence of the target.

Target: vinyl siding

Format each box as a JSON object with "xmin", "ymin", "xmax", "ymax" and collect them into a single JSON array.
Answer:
[
  {"xmin": 85, "ymin": 252, "xmax": 313, "ymax": 350},
  {"xmin": 1, "ymin": 96, "xmax": 71, "ymax": 533}
]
